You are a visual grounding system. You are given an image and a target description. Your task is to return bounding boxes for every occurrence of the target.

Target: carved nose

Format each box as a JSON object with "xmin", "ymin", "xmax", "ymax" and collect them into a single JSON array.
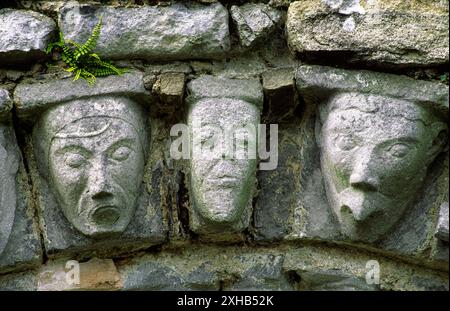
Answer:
[
  {"xmin": 350, "ymin": 156, "xmax": 378, "ymax": 192},
  {"xmin": 88, "ymin": 160, "xmax": 113, "ymax": 199}
]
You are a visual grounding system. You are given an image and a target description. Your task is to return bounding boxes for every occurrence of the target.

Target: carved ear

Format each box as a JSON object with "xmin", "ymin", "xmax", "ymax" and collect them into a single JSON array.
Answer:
[{"xmin": 426, "ymin": 124, "xmax": 448, "ymax": 163}]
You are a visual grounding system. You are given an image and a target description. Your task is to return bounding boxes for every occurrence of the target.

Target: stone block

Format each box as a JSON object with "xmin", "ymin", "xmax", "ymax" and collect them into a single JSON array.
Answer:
[
  {"xmin": 58, "ymin": 2, "xmax": 230, "ymax": 61},
  {"xmin": 286, "ymin": 0, "xmax": 449, "ymax": 67}
]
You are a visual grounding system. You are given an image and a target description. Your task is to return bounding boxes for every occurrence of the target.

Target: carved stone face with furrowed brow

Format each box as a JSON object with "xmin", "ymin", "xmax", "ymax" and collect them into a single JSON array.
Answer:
[
  {"xmin": 317, "ymin": 92, "xmax": 447, "ymax": 243},
  {"xmin": 35, "ymin": 97, "xmax": 147, "ymax": 238}
]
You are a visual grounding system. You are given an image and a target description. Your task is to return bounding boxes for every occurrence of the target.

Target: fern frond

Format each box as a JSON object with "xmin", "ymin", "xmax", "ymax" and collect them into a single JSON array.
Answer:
[{"xmin": 74, "ymin": 16, "xmax": 103, "ymax": 60}]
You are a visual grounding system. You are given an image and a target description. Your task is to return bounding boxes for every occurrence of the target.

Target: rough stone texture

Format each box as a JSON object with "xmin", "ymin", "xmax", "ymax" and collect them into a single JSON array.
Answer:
[
  {"xmin": 185, "ymin": 76, "xmax": 262, "ymax": 236},
  {"xmin": 187, "ymin": 75, "xmax": 263, "ymax": 108},
  {"xmin": 153, "ymin": 72, "xmax": 185, "ymax": 107},
  {"xmin": 295, "ymin": 65, "xmax": 449, "ymax": 110},
  {"xmin": 0, "ymin": 122, "xmax": 42, "ymax": 274},
  {"xmin": 0, "ymin": 270, "xmax": 37, "ymax": 291},
  {"xmin": 0, "ymin": 89, "xmax": 12, "ymax": 121},
  {"xmin": 286, "ymin": 0, "xmax": 449, "ymax": 67},
  {"xmin": 58, "ymin": 2, "xmax": 230, "ymax": 61},
  {"xmin": 297, "ymin": 269, "xmax": 379, "ymax": 291},
  {"xmin": 38, "ymin": 258, "xmax": 122, "ymax": 291},
  {"xmin": 230, "ymin": 3, "xmax": 283, "ymax": 48},
  {"xmin": 0, "ymin": 0, "xmax": 448, "ymax": 292},
  {"xmin": 0, "ymin": 9, "xmax": 56, "ymax": 66},
  {"xmin": 262, "ymin": 68, "xmax": 297, "ymax": 122},
  {"xmin": 436, "ymin": 202, "xmax": 449, "ymax": 242},
  {"xmin": 14, "ymin": 71, "xmax": 150, "ymax": 122}
]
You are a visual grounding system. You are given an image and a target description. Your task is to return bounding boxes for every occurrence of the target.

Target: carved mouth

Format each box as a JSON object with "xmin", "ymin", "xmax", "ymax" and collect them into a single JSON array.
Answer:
[
  {"xmin": 90, "ymin": 206, "xmax": 120, "ymax": 226},
  {"xmin": 208, "ymin": 177, "xmax": 239, "ymax": 186}
]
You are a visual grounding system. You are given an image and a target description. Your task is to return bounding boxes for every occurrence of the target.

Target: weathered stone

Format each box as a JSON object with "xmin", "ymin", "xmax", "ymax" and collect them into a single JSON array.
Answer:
[
  {"xmin": 297, "ymin": 269, "xmax": 379, "ymax": 291},
  {"xmin": 0, "ymin": 270, "xmax": 37, "ymax": 291},
  {"xmin": 286, "ymin": 0, "xmax": 449, "ymax": 67},
  {"xmin": 58, "ymin": 2, "xmax": 230, "ymax": 61},
  {"xmin": 436, "ymin": 202, "xmax": 449, "ymax": 242},
  {"xmin": 0, "ymin": 9, "xmax": 56, "ymax": 65},
  {"xmin": 295, "ymin": 65, "xmax": 449, "ymax": 110},
  {"xmin": 187, "ymin": 75, "xmax": 263, "ymax": 107},
  {"xmin": 318, "ymin": 93, "xmax": 447, "ymax": 243},
  {"xmin": 153, "ymin": 72, "xmax": 185, "ymax": 106},
  {"xmin": 186, "ymin": 76, "xmax": 262, "ymax": 236},
  {"xmin": 230, "ymin": 3, "xmax": 283, "ymax": 48},
  {"xmin": 254, "ymin": 125, "xmax": 301, "ymax": 241},
  {"xmin": 120, "ymin": 252, "xmax": 220, "ymax": 290},
  {"xmin": 262, "ymin": 68, "xmax": 297, "ymax": 121},
  {"xmin": 13, "ymin": 74, "xmax": 167, "ymax": 257},
  {"xmin": 0, "ymin": 123, "xmax": 42, "ymax": 274},
  {"xmin": 14, "ymin": 71, "xmax": 149, "ymax": 122},
  {"xmin": 223, "ymin": 254, "xmax": 294, "ymax": 291},
  {"xmin": 0, "ymin": 89, "xmax": 12, "ymax": 121},
  {"xmin": 38, "ymin": 258, "xmax": 122, "ymax": 291}
]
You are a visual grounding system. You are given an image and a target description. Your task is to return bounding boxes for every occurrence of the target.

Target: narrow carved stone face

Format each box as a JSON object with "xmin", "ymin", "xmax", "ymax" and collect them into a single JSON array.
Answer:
[
  {"xmin": 188, "ymin": 98, "xmax": 259, "ymax": 227},
  {"xmin": 319, "ymin": 93, "xmax": 446, "ymax": 243},
  {"xmin": 34, "ymin": 97, "xmax": 147, "ymax": 238}
]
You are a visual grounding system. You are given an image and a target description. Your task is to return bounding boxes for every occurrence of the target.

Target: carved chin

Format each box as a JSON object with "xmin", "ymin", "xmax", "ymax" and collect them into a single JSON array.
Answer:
[{"xmin": 196, "ymin": 189, "xmax": 246, "ymax": 224}]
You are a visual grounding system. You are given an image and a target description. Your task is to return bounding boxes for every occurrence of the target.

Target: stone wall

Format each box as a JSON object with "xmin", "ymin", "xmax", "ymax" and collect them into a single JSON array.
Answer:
[{"xmin": 0, "ymin": 0, "xmax": 448, "ymax": 291}]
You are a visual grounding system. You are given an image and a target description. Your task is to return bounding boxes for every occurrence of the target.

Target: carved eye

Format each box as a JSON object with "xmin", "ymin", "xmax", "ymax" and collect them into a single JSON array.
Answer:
[
  {"xmin": 111, "ymin": 146, "xmax": 132, "ymax": 161},
  {"xmin": 64, "ymin": 153, "xmax": 87, "ymax": 169},
  {"xmin": 335, "ymin": 135, "xmax": 356, "ymax": 151},
  {"xmin": 386, "ymin": 143, "xmax": 411, "ymax": 158}
]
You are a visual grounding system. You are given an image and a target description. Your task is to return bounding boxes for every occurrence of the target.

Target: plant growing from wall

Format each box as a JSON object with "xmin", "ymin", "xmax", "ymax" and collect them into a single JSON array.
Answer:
[{"xmin": 46, "ymin": 16, "xmax": 126, "ymax": 85}]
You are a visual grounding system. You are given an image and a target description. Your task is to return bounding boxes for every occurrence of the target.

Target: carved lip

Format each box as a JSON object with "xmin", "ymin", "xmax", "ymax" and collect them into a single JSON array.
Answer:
[
  {"xmin": 90, "ymin": 205, "xmax": 120, "ymax": 226},
  {"xmin": 208, "ymin": 177, "xmax": 240, "ymax": 186}
]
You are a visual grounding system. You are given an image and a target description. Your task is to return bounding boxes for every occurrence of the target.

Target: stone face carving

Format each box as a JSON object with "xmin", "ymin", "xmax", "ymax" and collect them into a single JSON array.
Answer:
[
  {"xmin": 14, "ymin": 73, "xmax": 166, "ymax": 256},
  {"xmin": 33, "ymin": 97, "xmax": 147, "ymax": 238},
  {"xmin": 317, "ymin": 92, "xmax": 447, "ymax": 243},
  {"xmin": 187, "ymin": 75, "xmax": 263, "ymax": 234}
]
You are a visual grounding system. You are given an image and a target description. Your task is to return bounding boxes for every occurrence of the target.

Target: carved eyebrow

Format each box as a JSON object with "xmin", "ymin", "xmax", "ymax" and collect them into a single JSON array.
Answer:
[
  {"xmin": 105, "ymin": 138, "xmax": 136, "ymax": 154},
  {"xmin": 54, "ymin": 145, "xmax": 93, "ymax": 157}
]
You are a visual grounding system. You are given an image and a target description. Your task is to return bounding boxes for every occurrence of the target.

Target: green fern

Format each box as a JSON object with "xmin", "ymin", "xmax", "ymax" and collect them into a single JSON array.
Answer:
[{"xmin": 46, "ymin": 16, "xmax": 127, "ymax": 85}]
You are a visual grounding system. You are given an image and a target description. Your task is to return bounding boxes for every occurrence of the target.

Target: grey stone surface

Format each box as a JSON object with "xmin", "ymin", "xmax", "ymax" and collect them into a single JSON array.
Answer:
[
  {"xmin": 318, "ymin": 92, "xmax": 447, "ymax": 243},
  {"xmin": 295, "ymin": 65, "xmax": 449, "ymax": 110},
  {"xmin": 297, "ymin": 269, "xmax": 379, "ymax": 291},
  {"xmin": 230, "ymin": 3, "xmax": 283, "ymax": 48},
  {"xmin": 187, "ymin": 75, "xmax": 263, "ymax": 107},
  {"xmin": 262, "ymin": 68, "xmax": 297, "ymax": 122},
  {"xmin": 0, "ymin": 89, "xmax": 12, "ymax": 121},
  {"xmin": 186, "ymin": 76, "xmax": 262, "ymax": 235},
  {"xmin": 33, "ymin": 97, "xmax": 149, "ymax": 238},
  {"xmin": 0, "ymin": 270, "xmax": 37, "ymax": 291},
  {"xmin": 0, "ymin": 9, "xmax": 56, "ymax": 65},
  {"xmin": 254, "ymin": 125, "xmax": 301, "ymax": 241},
  {"xmin": 120, "ymin": 253, "xmax": 220, "ymax": 291},
  {"xmin": 286, "ymin": 0, "xmax": 449, "ymax": 67},
  {"xmin": 58, "ymin": 2, "xmax": 230, "ymax": 61},
  {"xmin": 436, "ymin": 202, "xmax": 449, "ymax": 242},
  {"xmin": 14, "ymin": 71, "xmax": 149, "ymax": 122},
  {"xmin": 17, "ymin": 79, "xmax": 167, "ymax": 256},
  {"xmin": 0, "ymin": 123, "xmax": 42, "ymax": 274},
  {"xmin": 223, "ymin": 254, "xmax": 294, "ymax": 291}
]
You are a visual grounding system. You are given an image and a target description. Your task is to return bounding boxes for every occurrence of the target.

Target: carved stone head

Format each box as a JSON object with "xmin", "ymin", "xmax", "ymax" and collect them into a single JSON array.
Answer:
[
  {"xmin": 33, "ymin": 96, "xmax": 148, "ymax": 238},
  {"xmin": 188, "ymin": 98, "xmax": 259, "ymax": 232},
  {"xmin": 317, "ymin": 92, "xmax": 447, "ymax": 243}
]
